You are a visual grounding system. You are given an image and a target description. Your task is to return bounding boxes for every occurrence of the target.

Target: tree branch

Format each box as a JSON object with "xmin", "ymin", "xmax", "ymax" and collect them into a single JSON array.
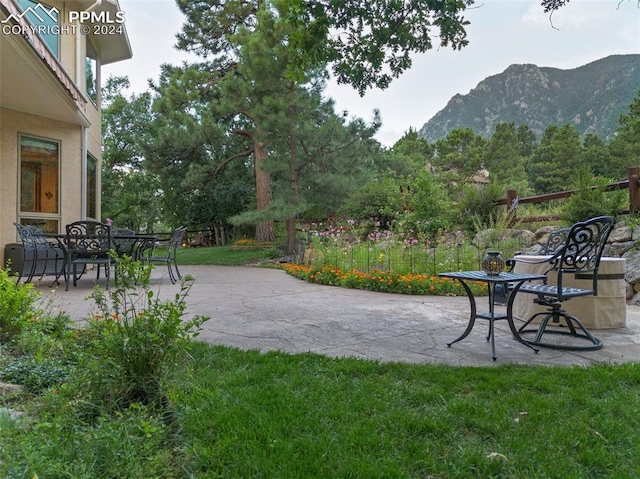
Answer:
[{"xmin": 212, "ymin": 148, "xmax": 253, "ymax": 179}]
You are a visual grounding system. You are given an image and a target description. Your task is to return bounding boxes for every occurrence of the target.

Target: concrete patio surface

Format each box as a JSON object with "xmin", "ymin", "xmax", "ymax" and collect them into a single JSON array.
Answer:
[{"xmin": 32, "ymin": 265, "xmax": 640, "ymax": 367}]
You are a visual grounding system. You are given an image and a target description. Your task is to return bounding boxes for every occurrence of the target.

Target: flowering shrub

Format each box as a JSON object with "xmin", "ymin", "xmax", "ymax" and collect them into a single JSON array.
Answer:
[
  {"xmin": 80, "ymin": 255, "xmax": 209, "ymax": 409},
  {"xmin": 282, "ymin": 264, "xmax": 487, "ymax": 297}
]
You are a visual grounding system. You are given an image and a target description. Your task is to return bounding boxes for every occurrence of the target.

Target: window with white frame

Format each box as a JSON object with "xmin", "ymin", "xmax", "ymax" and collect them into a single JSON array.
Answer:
[{"xmin": 86, "ymin": 39, "xmax": 98, "ymax": 104}]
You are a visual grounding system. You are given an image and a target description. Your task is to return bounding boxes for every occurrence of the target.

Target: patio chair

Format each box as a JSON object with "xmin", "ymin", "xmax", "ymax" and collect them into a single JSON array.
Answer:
[
  {"xmin": 64, "ymin": 220, "xmax": 113, "ymax": 291},
  {"xmin": 494, "ymin": 227, "xmax": 573, "ymax": 305},
  {"xmin": 539, "ymin": 227, "xmax": 571, "ymax": 255},
  {"xmin": 13, "ymin": 223, "xmax": 64, "ymax": 284},
  {"xmin": 112, "ymin": 227, "xmax": 137, "ymax": 257},
  {"xmin": 145, "ymin": 226, "xmax": 186, "ymax": 284},
  {"xmin": 507, "ymin": 215, "xmax": 615, "ymax": 350}
]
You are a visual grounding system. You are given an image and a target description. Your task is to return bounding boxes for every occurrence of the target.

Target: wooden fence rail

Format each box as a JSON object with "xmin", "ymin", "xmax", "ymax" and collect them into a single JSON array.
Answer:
[{"xmin": 496, "ymin": 166, "xmax": 640, "ymax": 223}]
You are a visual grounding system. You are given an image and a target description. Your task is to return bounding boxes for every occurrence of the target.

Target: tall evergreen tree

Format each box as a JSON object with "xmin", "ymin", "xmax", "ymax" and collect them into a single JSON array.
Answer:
[
  {"xmin": 432, "ymin": 128, "xmax": 487, "ymax": 190},
  {"xmin": 582, "ymin": 133, "xmax": 617, "ymax": 179},
  {"xmin": 609, "ymin": 90, "xmax": 640, "ymax": 178},
  {"xmin": 527, "ymin": 124, "xmax": 582, "ymax": 193},
  {"xmin": 484, "ymin": 122, "xmax": 529, "ymax": 192}
]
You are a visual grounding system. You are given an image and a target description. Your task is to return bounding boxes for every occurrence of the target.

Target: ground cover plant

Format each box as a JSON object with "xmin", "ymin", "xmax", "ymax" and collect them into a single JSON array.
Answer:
[{"xmin": 282, "ymin": 263, "xmax": 488, "ymax": 296}]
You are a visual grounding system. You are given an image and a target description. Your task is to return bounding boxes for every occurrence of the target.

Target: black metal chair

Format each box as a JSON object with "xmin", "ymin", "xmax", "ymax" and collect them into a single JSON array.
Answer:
[
  {"xmin": 64, "ymin": 221, "xmax": 113, "ymax": 291},
  {"xmin": 507, "ymin": 216, "xmax": 615, "ymax": 350},
  {"xmin": 112, "ymin": 227, "xmax": 137, "ymax": 257},
  {"xmin": 13, "ymin": 223, "xmax": 64, "ymax": 284},
  {"xmin": 144, "ymin": 226, "xmax": 186, "ymax": 284},
  {"xmin": 539, "ymin": 227, "xmax": 571, "ymax": 255}
]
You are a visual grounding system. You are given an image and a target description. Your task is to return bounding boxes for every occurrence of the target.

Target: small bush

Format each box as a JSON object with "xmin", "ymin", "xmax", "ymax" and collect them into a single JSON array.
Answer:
[
  {"xmin": 0, "ymin": 266, "xmax": 40, "ymax": 343},
  {"xmin": 77, "ymin": 255, "xmax": 209, "ymax": 410},
  {"xmin": 563, "ymin": 166, "xmax": 626, "ymax": 224}
]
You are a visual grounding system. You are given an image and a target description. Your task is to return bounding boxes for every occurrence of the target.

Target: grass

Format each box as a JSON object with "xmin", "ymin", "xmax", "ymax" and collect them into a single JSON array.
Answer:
[
  {"xmin": 4, "ymin": 342, "xmax": 639, "ymax": 477},
  {"xmin": 176, "ymin": 245, "xmax": 278, "ymax": 265},
  {"xmin": 174, "ymin": 345, "xmax": 640, "ymax": 478}
]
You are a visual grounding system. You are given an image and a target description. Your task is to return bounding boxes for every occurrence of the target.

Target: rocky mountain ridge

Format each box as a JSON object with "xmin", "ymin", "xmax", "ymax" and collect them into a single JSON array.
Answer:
[{"xmin": 418, "ymin": 54, "xmax": 640, "ymax": 142}]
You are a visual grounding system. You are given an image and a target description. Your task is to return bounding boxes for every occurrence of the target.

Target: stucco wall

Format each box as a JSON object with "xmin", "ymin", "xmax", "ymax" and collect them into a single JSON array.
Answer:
[{"xmin": 0, "ymin": 107, "xmax": 83, "ymax": 245}]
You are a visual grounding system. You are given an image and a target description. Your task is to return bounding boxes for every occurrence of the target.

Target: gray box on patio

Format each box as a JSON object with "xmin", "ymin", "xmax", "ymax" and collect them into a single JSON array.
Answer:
[{"xmin": 4, "ymin": 242, "xmax": 62, "ymax": 277}]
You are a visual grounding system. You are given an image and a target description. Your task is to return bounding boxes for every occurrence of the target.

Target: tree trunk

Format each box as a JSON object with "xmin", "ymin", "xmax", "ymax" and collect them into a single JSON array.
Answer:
[{"xmin": 254, "ymin": 137, "xmax": 275, "ymax": 242}]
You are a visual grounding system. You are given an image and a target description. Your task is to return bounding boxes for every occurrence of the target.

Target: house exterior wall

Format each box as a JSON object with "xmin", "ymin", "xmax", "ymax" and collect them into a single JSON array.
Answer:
[
  {"xmin": 0, "ymin": 0, "xmax": 129, "ymax": 255},
  {"xmin": 0, "ymin": 108, "xmax": 83, "ymax": 245}
]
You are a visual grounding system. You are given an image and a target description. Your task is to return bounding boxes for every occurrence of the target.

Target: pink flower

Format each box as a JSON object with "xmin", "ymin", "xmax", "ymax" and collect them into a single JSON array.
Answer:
[{"xmin": 105, "ymin": 218, "xmax": 113, "ymax": 226}]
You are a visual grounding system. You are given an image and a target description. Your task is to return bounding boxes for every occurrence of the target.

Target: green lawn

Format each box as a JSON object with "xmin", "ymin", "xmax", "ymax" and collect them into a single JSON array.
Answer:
[
  {"xmin": 3, "ymin": 342, "xmax": 639, "ymax": 478},
  {"xmin": 176, "ymin": 245, "xmax": 278, "ymax": 265}
]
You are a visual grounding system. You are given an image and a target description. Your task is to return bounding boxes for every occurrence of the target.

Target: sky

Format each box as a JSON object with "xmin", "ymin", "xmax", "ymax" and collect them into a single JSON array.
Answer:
[{"xmin": 103, "ymin": 0, "xmax": 640, "ymax": 147}]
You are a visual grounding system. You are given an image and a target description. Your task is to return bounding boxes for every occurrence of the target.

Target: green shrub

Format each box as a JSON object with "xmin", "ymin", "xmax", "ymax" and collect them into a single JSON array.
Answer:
[
  {"xmin": 563, "ymin": 166, "xmax": 626, "ymax": 224},
  {"xmin": 77, "ymin": 255, "xmax": 209, "ymax": 410},
  {"xmin": 0, "ymin": 266, "xmax": 40, "ymax": 343}
]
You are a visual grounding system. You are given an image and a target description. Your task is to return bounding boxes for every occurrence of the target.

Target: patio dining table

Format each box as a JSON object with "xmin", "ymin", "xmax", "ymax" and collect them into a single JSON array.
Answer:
[
  {"xmin": 111, "ymin": 233, "xmax": 159, "ymax": 261},
  {"xmin": 39, "ymin": 231, "xmax": 159, "ymax": 287},
  {"xmin": 439, "ymin": 270, "xmax": 547, "ymax": 360}
]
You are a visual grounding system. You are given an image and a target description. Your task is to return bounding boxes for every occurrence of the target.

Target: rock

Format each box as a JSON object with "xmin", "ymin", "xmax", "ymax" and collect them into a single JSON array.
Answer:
[
  {"xmin": 623, "ymin": 251, "xmax": 640, "ymax": 284},
  {"xmin": 609, "ymin": 225, "xmax": 633, "ymax": 243},
  {"xmin": 626, "ymin": 281, "xmax": 635, "ymax": 299},
  {"xmin": 605, "ymin": 241, "xmax": 636, "ymax": 257},
  {"xmin": 0, "ymin": 382, "xmax": 23, "ymax": 395}
]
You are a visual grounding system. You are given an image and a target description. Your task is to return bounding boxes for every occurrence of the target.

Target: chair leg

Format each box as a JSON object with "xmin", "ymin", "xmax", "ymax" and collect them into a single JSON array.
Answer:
[
  {"xmin": 172, "ymin": 257, "xmax": 181, "ymax": 282},
  {"xmin": 518, "ymin": 306, "xmax": 603, "ymax": 351},
  {"xmin": 65, "ymin": 260, "xmax": 71, "ymax": 291},
  {"xmin": 167, "ymin": 259, "xmax": 176, "ymax": 284},
  {"xmin": 24, "ymin": 250, "xmax": 38, "ymax": 283}
]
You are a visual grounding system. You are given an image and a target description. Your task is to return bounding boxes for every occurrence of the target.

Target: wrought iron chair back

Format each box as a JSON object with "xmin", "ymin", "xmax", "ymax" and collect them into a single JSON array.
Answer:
[
  {"xmin": 145, "ymin": 226, "xmax": 186, "ymax": 284},
  {"xmin": 13, "ymin": 223, "xmax": 39, "ymax": 283},
  {"xmin": 64, "ymin": 221, "xmax": 113, "ymax": 290},
  {"xmin": 540, "ymin": 227, "xmax": 570, "ymax": 255},
  {"xmin": 543, "ymin": 217, "xmax": 614, "ymax": 298},
  {"xmin": 112, "ymin": 227, "xmax": 137, "ymax": 257}
]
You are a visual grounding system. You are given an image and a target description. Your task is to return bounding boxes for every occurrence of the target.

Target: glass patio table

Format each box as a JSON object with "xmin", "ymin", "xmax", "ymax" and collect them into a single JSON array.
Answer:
[{"xmin": 438, "ymin": 270, "xmax": 547, "ymax": 360}]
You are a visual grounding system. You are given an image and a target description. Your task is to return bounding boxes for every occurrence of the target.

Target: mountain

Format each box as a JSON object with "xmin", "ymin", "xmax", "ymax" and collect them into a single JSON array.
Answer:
[{"xmin": 418, "ymin": 54, "xmax": 640, "ymax": 143}]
